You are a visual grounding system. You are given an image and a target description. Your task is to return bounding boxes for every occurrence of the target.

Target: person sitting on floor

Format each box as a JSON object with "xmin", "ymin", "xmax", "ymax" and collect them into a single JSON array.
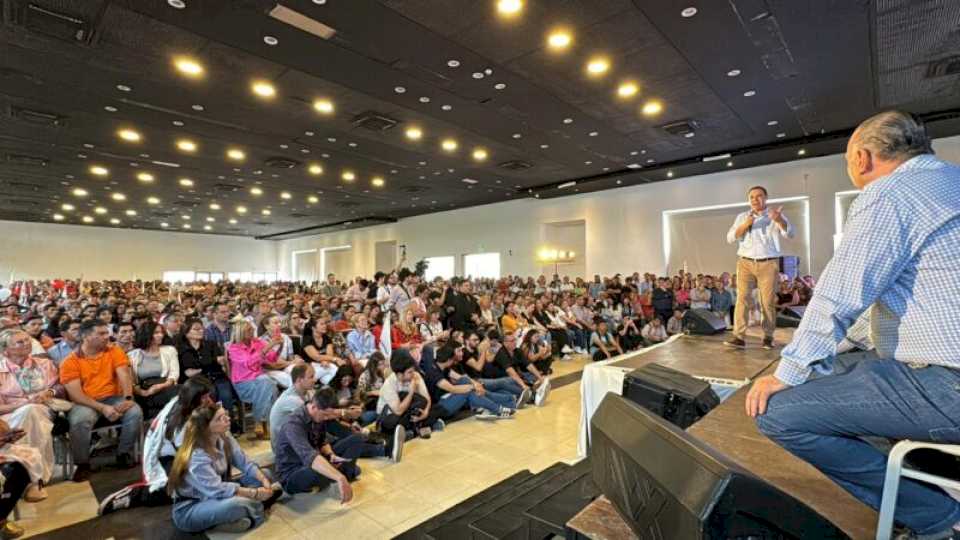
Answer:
[
  {"xmin": 60, "ymin": 320, "xmax": 143, "ymax": 482},
  {"xmin": 167, "ymin": 404, "xmax": 280, "ymax": 534},
  {"xmin": 666, "ymin": 309, "xmax": 685, "ymax": 335},
  {"xmin": 268, "ymin": 363, "xmax": 315, "ymax": 445},
  {"xmin": 589, "ymin": 319, "xmax": 623, "ymax": 361},
  {"xmin": 377, "ymin": 348, "xmax": 444, "ymax": 440},
  {"xmin": 422, "ymin": 342, "xmax": 516, "ymax": 421},
  {"xmin": 641, "ymin": 317, "xmax": 668, "ymax": 346}
]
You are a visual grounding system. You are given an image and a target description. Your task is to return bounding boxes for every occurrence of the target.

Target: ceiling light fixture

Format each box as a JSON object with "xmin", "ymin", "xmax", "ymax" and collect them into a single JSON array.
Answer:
[
  {"xmin": 547, "ymin": 29, "xmax": 572, "ymax": 50},
  {"xmin": 313, "ymin": 99, "xmax": 334, "ymax": 114},
  {"xmin": 110, "ymin": 218, "xmax": 121, "ymax": 225},
  {"xmin": 371, "ymin": 176, "xmax": 385, "ymax": 187},
  {"xmin": 104, "ymin": 106, "xmax": 118, "ymax": 112},
  {"xmin": 226, "ymin": 148, "xmax": 246, "ymax": 161},
  {"xmin": 441, "ymin": 138, "xmax": 458, "ymax": 152},
  {"xmin": 280, "ymin": 191, "xmax": 292, "ymax": 199},
  {"xmin": 494, "ymin": 83, "xmax": 506, "ymax": 90},
  {"xmin": 776, "ymin": 132, "xmax": 786, "ymax": 138},
  {"xmin": 405, "ymin": 126, "xmax": 423, "ymax": 140},
  {"xmin": 263, "ymin": 35, "xmax": 279, "ymax": 46},
  {"xmin": 173, "ymin": 56, "xmax": 204, "ymax": 77},
  {"xmin": 168, "ymin": 0, "xmax": 186, "ymax": 8},
  {"xmin": 441, "ymin": 105, "xmax": 452, "ymax": 111},
  {"xmin": 261, "ymin": 209, "xmax": 272, "ymax": 216},
  {"xmin": 82, "ymin": 216, "xmax": 94, "ymax": 223},
  {"xmin": 308, "ymin": 164, "xmax": 324, "ymax": 175},
  {"xmin": 229, "ymin": 218, "xmax": 238, "ymax": 224},
  {"xmin": 681, "ymin": 7, "xmax": 698, "ymax": 17},
  {"xmin": 161, "ymin": 222, "xmax": 169, "ymax": 228},
  {"xmin": 667, "ymin": 171, "xmax": 674, "ymax": 178},
  {"xmin": 61, "ymin": 204, "xmax": 75, "ymax": 211},
  {"xmin": 209, "ymin": 203, "xmax": 220, "ymax": 210},
  {"xmin": 767, "ymin": 120, "xmax": 779, "ymax": 126},
  {"xmin": 181, "ymin": 214, "xmax": 191, "ymax": 220},
  {"xmin": 176, "ymin": 139, "xmax": 197, "ymax": 152},
  {"xmin": 308, "ymin": 195, "xmax": 319, "ymax": 203},
  {"xmin": 798, "ymin": 148, "xmax": 806, "ymax": 155},
  {"xmin": 251, "ymin": 80, "xmax": 276, "ymax": 98},
  {"xmin": 111, "ymin": 193, "xmax": 126, "ymax": 201},
  {"xmin": 125, "ymin": 210, "xmax": 137, "ymax": 216},
  {"xmin": 472, "ymin": 148, "xmax": 488, "ymax": 161},
  {"xmin": 206, "ymin": 216, "xmax": 215, "ymax": 222},
  {"xmin": 497, "ymin": 0, "xmax": 523, "ymax": 17},
  {"xmin": 641, "ymin": 100, "xmax": 663, "ymax": 116},
  {"xmin": 137, "ymin": 172, "xmax": 154, "ymax": 182},
  {"xmin": 727, "ymin": 161, "xmax": 734, "ymax": 167},
  {"xmin": 147, "ymin": 197, "xmax": 160, "ymax": 205},
  {"xmin": 182, "ymin": 224, "xmax": 191, "ymax": 229},
  {"xmin": 116, "ymin": 84, "xmax": 131, "ymax": 92},
  {"xmin": 94, "ymin": 207, "xmax": 107, "ymax": 215},
  {"xmin": 617, "ymin": 81, "xmax": 639, "ymax": 98},
  {"xmin": 203, "ymin": 225, "xmax": 212, "ymax": 231},
  {"xmin": 743, "ymin": 90, "xmax": 757, "ymax": 97},
  {"xmin": 89, "ymin": 165, "xmax": 109, "ymax": 177},
  {"xmin": 419, "ymin": 96, "xmax": 431, "ymax": 103},
  {"xmin": 72, "ymin": 188, "xmax": 88, "ymax": 197},
  {"xmin": 191, "ymin": 104, "xmax": 204, "ymax": 111},
  {"xmin": 178, "ymin": 178, "xmax": 194, "ymax": 187},
  {"xmin": 727, "ymin": 69, "xmax": 741, "ymax": 77},
  {"xmin": 53, "ymin": 214, "xmax": 64, "ymax": 221},
  {"xmin": 236, "ymin": 206, "xmax": 247, "ymax": 214},
  {"xmin": 586, "ymin": 57, "xmax": 610, "ymax": 77},
  {"xmin": 394, "ymin": 86, "xmax": 406, "ymax": 94},
  {"xmin": 250, "ymin": 187, "xmax": 263, "ymax": 196},
  {"xmin": 342, "ymin": 171, "xmax": 356, "ymax": 181},
  {"xmin": 118, "ymin": 128, "xmax": 141, "ymax": 142}
]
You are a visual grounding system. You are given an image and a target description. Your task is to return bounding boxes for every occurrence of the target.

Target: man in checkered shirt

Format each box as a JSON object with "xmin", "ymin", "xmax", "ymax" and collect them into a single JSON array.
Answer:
[{"xmin": 746, "ymin": 111, "xmax": 960, "ymax": 539}]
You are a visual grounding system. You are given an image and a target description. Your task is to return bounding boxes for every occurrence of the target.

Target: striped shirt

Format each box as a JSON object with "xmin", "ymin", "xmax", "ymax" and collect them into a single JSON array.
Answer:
[{"xmin": 777, "ymin": 155, "xmax": 960, "ymax": 385}]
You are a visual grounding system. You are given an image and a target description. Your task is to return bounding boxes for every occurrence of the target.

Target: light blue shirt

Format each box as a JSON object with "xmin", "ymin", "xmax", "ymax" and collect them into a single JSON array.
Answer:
[
  {"xmin": 726, "ymin": 208, "xmax": 795, "ymax": 258},
  {"xmin": 777, "ymin": 155, "xmax": 960, "ymax": 385},
  {"xmin": 174, "ymin": 434, "xmax": 259, "ymax": 501},
  {"xmin": 269, "ymin": 385, "xmax": 305, "ymax": 445},
  {"xmin": 46, "ymin": 340, "xmax": 76, "ymax": 367},
  {"xmin": 346, "ymin": 329, "xmax": 376, "ymax": 359}
]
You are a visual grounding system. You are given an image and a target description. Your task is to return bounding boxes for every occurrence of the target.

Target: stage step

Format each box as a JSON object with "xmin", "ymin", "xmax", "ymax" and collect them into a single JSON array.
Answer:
[
  {"xmin": 468, "ymin": 459, "xmax": 592, "ymax": 540},
  {"xmin": 524, "ymin": 459, "xmax": 599, "ymax": 539},
  {"xmin": 424, "ymin": 463, "xmax": 570, "ymax": 540},
  {"xmin": 392, "ymin": 470, "xmax": 534, "ymax": 540}
]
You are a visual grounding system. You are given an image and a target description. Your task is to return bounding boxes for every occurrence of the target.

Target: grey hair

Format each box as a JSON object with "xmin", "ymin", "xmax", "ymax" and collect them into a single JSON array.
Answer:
[
  {"xmin": 854, "ymin": 110, "xmax": 933, "ymax": 161},
  {"xmin": 0, "ymin": 329, "xmax": 27, "ymax": 352}
]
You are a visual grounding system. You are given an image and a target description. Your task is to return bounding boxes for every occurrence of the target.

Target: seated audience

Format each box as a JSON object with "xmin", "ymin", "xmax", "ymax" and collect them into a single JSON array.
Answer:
[
  {"xmin": 46, "ymin": 318, "xmax": 80, "ymax": 366},
  {"xmin": 427, "ymin": 343, "xmax": 516, "ymax": 419},
  {"xmin": 259, "ymin": 314, "xmax": 301, "ymax": 388},
  {"xmin": 268, "ymin": 363, "xmax": 315, "ymax": 444},
  {"xmin": 60, "ymin": 320, "xmax": 143, "ymax": 481},
  {"xmin": 641, "ymin": 317, "xmax": 668, "ymax": 346},
  {"xmin": 176, "ymin": 318, "xmax": 237, "ymax": 432},
  {"xmin": 590, "ymin": 319, "xmax": 623, "ymax": 361},
  {"xmin": 0, "ymin": 422, "xmax": 31, "ymax": 539},
  {"xmin": 115, "ymin": 321, "xmax": 136, "ymax": 352},
  {"xmin": 486, "ymin": 332, "xmax": 550, "ymax": 407},
  {"xmin": 300, "ymin": 318, "xmax": 343, "ymax": 386},
  {"xmin": 377, "ymin": 349, "xmax": 444, "ymax": 440},
  {"xmin": 666, "ymin": 309, "xmax": 685, "ymax": 335},
  {"xmin": 167, "ymin": 404, "xmax": 279, "ymax": 534},
  {"xmin": 128, "ymin": 321, "xmax": 180, "ymax": 419},
  {"xmin": 226, "ymin": 320, "xmax": 278, "ymax": 440},
  {"xmin": 345, "ymin": 314, "xmax": 377, "ymax": 371}
]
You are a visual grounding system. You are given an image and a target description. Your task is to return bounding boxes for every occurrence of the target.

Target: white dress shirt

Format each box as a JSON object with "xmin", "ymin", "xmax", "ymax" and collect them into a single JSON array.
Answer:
[{"xmin": 726, "ymin": 208, "xmax": 795, "ymax": 259}]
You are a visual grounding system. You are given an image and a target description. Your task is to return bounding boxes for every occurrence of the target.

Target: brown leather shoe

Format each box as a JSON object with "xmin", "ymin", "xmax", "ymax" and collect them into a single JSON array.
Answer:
[{"xmin": 724, "ymin": 337, "xmax": 746, "ymax": 348}]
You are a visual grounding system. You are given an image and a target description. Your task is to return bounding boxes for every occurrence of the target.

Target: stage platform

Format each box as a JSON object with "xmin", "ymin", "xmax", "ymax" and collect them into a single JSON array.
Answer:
[{"xmin": 576, "ymin": 328, "xmax": 878, "ymax": 539}]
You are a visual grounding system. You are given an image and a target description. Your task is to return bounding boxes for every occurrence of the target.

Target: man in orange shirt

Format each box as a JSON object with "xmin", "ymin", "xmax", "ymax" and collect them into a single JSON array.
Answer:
[{"xmin": 60, "ymin": 320, "xmax": 142, "ymax": 482}]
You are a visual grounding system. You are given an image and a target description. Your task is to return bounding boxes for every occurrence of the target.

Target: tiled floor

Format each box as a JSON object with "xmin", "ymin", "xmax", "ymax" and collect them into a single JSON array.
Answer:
[{"xmin": 23, "ymin": 354, "xmax": 591, "ymax": 539}]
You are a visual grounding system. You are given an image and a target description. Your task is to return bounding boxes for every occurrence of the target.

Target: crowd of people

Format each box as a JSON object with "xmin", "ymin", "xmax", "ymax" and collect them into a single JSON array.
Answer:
[{"xmin": 0, "ymin": 267, "xmax": 816, "ymax": 536}]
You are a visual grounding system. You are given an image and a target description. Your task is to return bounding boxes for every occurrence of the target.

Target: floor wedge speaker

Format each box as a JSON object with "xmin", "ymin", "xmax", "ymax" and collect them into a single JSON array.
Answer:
[{"xmin": 684, "ymin": 308, "xmax": 726, "ymax": 335}]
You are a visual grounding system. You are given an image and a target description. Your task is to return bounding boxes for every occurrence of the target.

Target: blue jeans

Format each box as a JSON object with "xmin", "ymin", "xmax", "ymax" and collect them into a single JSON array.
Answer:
[
  {"xmin": 212, "ymin": 377, "xmax": 236, "ymax": 416},
  {"xmin": 67, "ymin": 395, "xmax": 143, "ymax": 464},
  {"xmin": 234, "ymin": 375, "xmax": 277, "ymax": 422},
  {"xmin": 439, "ymin": 378, "xmax": 515, "ymax": 415},
  {"xmin": 172, "ymin": 469, "xmax": 266, "ymax": 532},
  {"xmin": 480, "ymin": 377, "xmax": 522, "ymax": 397},
  {"xmin": 756, "ymin": 355, "xmax": 960, "ymax": 535}
]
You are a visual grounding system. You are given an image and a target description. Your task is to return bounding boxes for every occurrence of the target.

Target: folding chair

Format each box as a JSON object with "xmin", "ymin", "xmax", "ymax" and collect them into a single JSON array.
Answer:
[{"xmin": 876, "ymin": 440, "xmax": 960, "ymax": 540}]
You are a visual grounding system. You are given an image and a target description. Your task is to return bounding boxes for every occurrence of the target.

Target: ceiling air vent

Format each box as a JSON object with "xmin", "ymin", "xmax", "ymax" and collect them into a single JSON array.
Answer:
[
  {"xmin": 289, "ymin": 212, "xmax": 311, "ymax": 218},
  {"xmin": 213, "ymin": 183, "xmax": 243, "ymax": 194},
  {"xmin": 401, "ymin": 186, "xmax": 428, "ymax": 193},
  {"xmin": 5, "ymin": 181, "xmax": 47, "ymax": 191},
  {"xmin": 264, "ymin": 157, "xmax": 300, "ymax": 169},
  {"xmin": 498, "ymin": 160, "xmax": 532, "ymax": 171},
  {"xmin": 254, "ymin": 221, "xmax": 273, "ymax": 226},
  {"xmin": 9, "ymin": 106, "xmax": 66, "ymax": 127},
  {"xmin": 660, "ymin": 120, "xmax": 699, "ymax": 138},
  {"xmin": 926, "ymin": 56, "xmax": 960, "ymax": 79},
  {"xmin": 19, "ymin": 3, "xmax": 92, "ymax": 43},
  {"xmin": 352, "ymin": 111, "xmax": 399, "ymax": 132},
  {"xmin": 5, "ymin": 154, "xmax": 49, "ymax": 167}
]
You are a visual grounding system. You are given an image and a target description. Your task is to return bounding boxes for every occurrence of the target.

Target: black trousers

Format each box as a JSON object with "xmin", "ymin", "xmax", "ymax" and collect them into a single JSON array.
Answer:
[
  {"xmin": 380, "ymin": 393, "xmax": 442, "ymax": 433},
  {"xmin": 0, "ymin": 462, "xmax": 29, "ymax": 521}
]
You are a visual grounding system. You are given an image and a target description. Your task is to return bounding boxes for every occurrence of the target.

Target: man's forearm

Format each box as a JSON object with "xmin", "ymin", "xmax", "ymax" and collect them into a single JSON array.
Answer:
[
  {"xmin": 735, "ymin": 221, "xmax": 752, "ymax": 239},
  {"xmin": 311, "ymin": 454, "xmax": 345, "ymax": 482},
  {"xmin": 115, "ymin": 368, "xmax": 133, "ymax": 397}
]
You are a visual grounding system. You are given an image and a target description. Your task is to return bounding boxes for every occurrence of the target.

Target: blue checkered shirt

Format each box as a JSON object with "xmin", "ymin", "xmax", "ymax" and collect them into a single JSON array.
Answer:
[{"xmin": 777, "ymin": 154, "xmax": 960, "ymax": 385}]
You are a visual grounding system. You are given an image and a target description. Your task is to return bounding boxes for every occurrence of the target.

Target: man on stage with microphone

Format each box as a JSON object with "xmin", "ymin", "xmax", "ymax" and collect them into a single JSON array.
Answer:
[{"xmin": 725, "ymin": 186, "xmax": 794, "ymax": 349}]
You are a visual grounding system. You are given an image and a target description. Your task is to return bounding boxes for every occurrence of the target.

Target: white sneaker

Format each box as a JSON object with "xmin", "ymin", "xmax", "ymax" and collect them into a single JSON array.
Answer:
[
  {"xmin": 535, "ymin": 377, "xmax": 551, "ymax": 407},
  {"xmin": 516, "ymin": 388, "xmax": 532, "ymax": 409},
  {"xmin": 391, "ymin": 424, "xmax": 405, "ymax": 462},
  {"xmin": 561, "ymin": 345, "xmax": 573, "ymax": 354}
]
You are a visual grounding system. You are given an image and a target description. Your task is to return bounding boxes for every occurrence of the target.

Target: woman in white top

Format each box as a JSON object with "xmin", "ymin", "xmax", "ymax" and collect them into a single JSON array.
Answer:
[
  {"xmin": 418, "ymin": 308, "xmax": 447, "ymax": 348},
  {"xmin": 129, "ymin": 321, "xmax": 180, "ymax": 419},
  {"xmin": 689, "ymin": 282, "xmax": 712, "ymax": 310},
  {"xmin": 259, "ymin": 314, "xmax": 301, "ymax": 388}
]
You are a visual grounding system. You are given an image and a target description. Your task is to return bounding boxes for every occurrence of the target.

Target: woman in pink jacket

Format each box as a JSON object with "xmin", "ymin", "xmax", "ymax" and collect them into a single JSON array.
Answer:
[{"xmin": 226, "ymin": 320, "xmax": 278, "ymax": 440}]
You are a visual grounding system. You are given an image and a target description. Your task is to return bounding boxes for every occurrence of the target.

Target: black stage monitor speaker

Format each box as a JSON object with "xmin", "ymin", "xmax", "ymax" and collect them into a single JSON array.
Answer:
[
  {"xmin": 590, "ymin": 394, "xmax": 849, "ymax": 540},
  {"xmin": 777, "ymin": 305, "xmax": 806, "ymax": 328},
  {"xmin": 684, "ymin": 308, "xmax": 726, "ymax": 335},
  {"xmin": 622, "ymin": 363, "xmax": 719, "ymax": 429}
]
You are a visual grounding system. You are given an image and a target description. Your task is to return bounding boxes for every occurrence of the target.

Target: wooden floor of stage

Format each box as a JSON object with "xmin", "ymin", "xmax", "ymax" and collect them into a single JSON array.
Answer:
[{"xmin": 611, "ymin": 328, "xmax": 878, "ymax": 539}]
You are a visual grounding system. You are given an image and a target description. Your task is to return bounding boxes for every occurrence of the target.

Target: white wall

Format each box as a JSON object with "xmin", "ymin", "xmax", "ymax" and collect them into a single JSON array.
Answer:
[
  {"xmin": 277, "ymin": 135, "xmax": 960, "ymax": 281},
  {"xmin": 0, "ymin": 220, "xmax": 277, "ymax": 281}
]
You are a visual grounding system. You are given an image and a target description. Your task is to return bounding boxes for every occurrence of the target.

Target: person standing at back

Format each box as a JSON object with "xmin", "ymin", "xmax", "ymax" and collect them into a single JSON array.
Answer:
[{"xmin": 725, "ymin": 186, "xmax": 794, "ymax": 349}]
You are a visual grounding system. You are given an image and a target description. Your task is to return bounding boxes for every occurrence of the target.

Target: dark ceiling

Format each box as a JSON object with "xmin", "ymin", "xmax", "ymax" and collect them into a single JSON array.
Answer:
[{"xmin": 2, "ymin": 0, "xmax": 960, "ymax": 239}]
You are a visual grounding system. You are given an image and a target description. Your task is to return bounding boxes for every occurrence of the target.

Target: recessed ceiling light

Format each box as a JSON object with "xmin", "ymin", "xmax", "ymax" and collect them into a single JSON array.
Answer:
[
  {"xmin": 236, "ymin": 206, "xmax": 247, "ymax": 214},
  {"xmin": 617, "ymin": 81, "xmax": 639, "ymax": 98},
  {"xmin": 307, "ymin": 195, "xmax": 319, "ymax": 203},
  {"xmin": 497, "ymin": 0, "xmax": 523, "ymax": 16},
  {"xmin": 203, "ymin": 225, "xmax": 212, "ymax": 231},
  {"xmin": 261, "ymin": 208, "xmax": 272, "ymax": 216},
  {"xmin": 72, "ymin": 188, "xmax": 88, "ymax": 197},
  {"xmin": 584, "ymin": 160, "xmax": 592, "ymax": 165},
  {"xmin": 589, "ymin": 131, "xmax": 599, "ymax": 137},
  {"xmin": 441, "ymin": 138, "xmax": 458, "ymax": 152},
  {"xmin": 405, "ymin": 126, "xmax": 423, "ymax": 140},
  {"xmin": 104, "ymin": 106, "xmax": 118, "ymax": 112},
  {"xmin": 83, "ymin": 143, "xmax": 95, "ymax": 149},
  {"xmin": 280, "ymin": 191, "xmax": 292, "ymax": 199},
  {"xmin": 308, "ymin": 164, "xmax": 324, "ymax": 175},
  {"xmin": 111, "ymin": 192, "xmax": 126, "ymax": 201},
  {"xmin": 342, "ymin": 171, "xmax": 355, "ymax": 181},
  {"xmin": 82, "ymin": 216, "xmax": 94, "ymax": 223},
  {"xmin": 447, "ymin": 60, "xmax": 460, "ymax": 67},
  {"xmin": 641, "ymin": 100, "xmax": 663, "ymax": 116},
  {"xmin": 441, "ymin": 104, "xmax": 453, "ymax": 111},
  {"xmin": 371, "ymin": 176, "xmax": 385, "ymax": 187},
  {"xmin": 727, "ymin": 69, "xmax": 741, "ymax": 77},
  {"xmin": 494, "ymin": 83, "xmax": 506, "ymax": 90},
  {"xmin": 178, "ymin": 178, "xmax": 194, "ymax": 187},
  {"xmin": 743, "ymin": 90, "xmax": 757, "ymax": 97},
  {"xmin": 279, "ymin": 144, "xmax": 289, "ymax": 149},
  {"xmin": 616, "ymin": 180, "xmax": 622, "ymax": 185},
  {"xmin": 182, "ymin": 224, "xmax": 191, "ymax": 229},
  {"xmin": 190, "ymin": 104, "xmax": 204, "ymax": 112},
  {"xmin": 263, "ymin": 35, "xmax": 279, "ymax": 46},
  {"xmin": 226, "ymin": 148, "xmax": 246, "ymax": 161},
  {"xmin": 485, "ymin": 68, "xmax": 493, "ymax": 75},
  {"xmin": 173, "ymin": 56, "xmax": 203, "ymax": 77},
  {"xmin": 61, "ymin": 204, "xmax": 75, "ymax": 211},
  {"xmin": 313, "ymin": 99, "xmax": 334, "ymax": 114},
  {"xmin": 148, "ymin": 197, "xmax": 161, "ymax": 205},
  {"xmin": 305, "ymin": 131, "xmax": 314, "ymax": 136},
  {"xmin": 727, "ymin": 161, "xmax": 734, "ymax": 167},
  {"xmin": 681, "ymin": 7, "xmax": 698, "ymax": 17},
  {"xmin": 172, "ymin": 120, "xmax": 185, "ymax": 127},
  {"xmin": 767, "ymin": 120, "xmax": 779, "ymax": 126},
  {"xmin": 116, "ymin": 84, "xmax": 131, "ymax": 92},
  {"xmin": 547, "ymin": 29, "xmax": 572, "ymax": 50},
  {"xmin": 776, "ymin": 132, "xmax": 786, "ymax": 138},
  {"xmin": 586, "ymin": 57, "xmax": 610, "ymax": 76},
  {"xmin": 667, "ymin": 171, "xmax": 674, "ymax": 178},
  {"xmin": 327, "ymin": 137, "xmax": 337, "ymax": 143},
  {"xmin": 512, "ymin": 133, "xmax": 522, "ymax": 139},
  {"xmin": 419, "ymin": 96, "xmax": 431, "ymax": 103},
  {"xmin": 209, "ymin": 203, "xmax": 220, "ymax": 210},
  {"xmin": 161, "ymin": 222, "xmax": 169, "ymax": 228},
  {"xmin": 394, "ymin": 86, "xmax": 406, "ymax": 94},
  {"xmin": 89, "ymin": 165, "xmax": 109, "ymax": 176},
  {"xmin": 562, "ymin": 118, "xmax": 573, "ymax": 125},
  {"xmin": 251, "ymin": 80, "xmax": 276, "ymax": 98},
  {"xmin": 125, "ymin": 209, "xmax": 137, "ymax": 216},
  {"xmin": 168, "ymin": 0, "xmax": 186, "ymax": 9},
  {"xmin": 228, "ymin": 218, "xmax": 238, "ymax": 224},
  {"xmin": 798, "ymin": 148, "xmax": 806, "ymax": 155},
  {"xmin": 137, "ymin": 172, "xmax": 154, "ymax": 182},
  {"xmin": 206, "ymin": 216, "xmax": 215, "ymax": 222},
  {"xmin": 181, "ymin": 214, "xmax": 191, "ymax": 220},
  {"xmin": 94, "ymin": 207, "xmax": 107, "ymax": 215},
  {"xmin": 250, "ymin": 187, "xmax": 263, "ymax": 196},
  {"xmin": 176, "ymin": 139, "xmax": 197, "ymax": 152},
  {"xmin": 472, "ymin": 148, "xmax": 488, "ymax": 161},
  {"xmin": 473, "ymin": 72, "xmax": 486, "ymax": 80},
  {"xmin": 540, "ymin": 144, "xmax": 549, "ymax": 149},
  {"xmin": 53, "ymin": 214, "xmax": 64, "ymax": 221}
]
